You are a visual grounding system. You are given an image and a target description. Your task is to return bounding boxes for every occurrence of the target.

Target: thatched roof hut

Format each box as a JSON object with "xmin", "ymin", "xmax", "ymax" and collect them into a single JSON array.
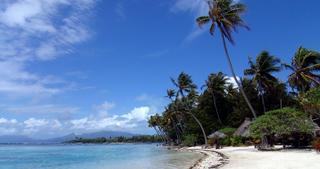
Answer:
[
  {"xmin": 313, "ymin": 122, "xmax": 320, "ymax": 136},
  {"xmin": 233, "ymin": 118, "xmax": 252, "ymax": 137},
  {"xmin": 208, "ymin": 131, "xmax": 227, "ymax": 139}
]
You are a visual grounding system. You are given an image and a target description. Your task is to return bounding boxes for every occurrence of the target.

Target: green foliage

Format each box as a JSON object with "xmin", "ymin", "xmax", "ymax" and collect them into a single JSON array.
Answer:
[
  {"xmin": 284, "ymin": 47, "xmax": 320, "ymax": 93},
  {"xmin": 244, "ymin": 51, "xmax": 281, "ymax": 91},
  {"xmin": 230, "ymin": 136, "xmax": 245, "ymax": 146},
  {"xmin": 220, "ymin": 137, "xmax": 231, "ymax": 146},
  {"xmin": 196, "ymin": 0, "xmax": 249, "ymax": 44},
  {"xmin": 182, "ymin": 134, "xmax": 197, "ymax": 147},
  {"xmin": 147, "ymin": 47, "xmax": 319, "ymax": 146},
  {"xmin": 301, "ymin": 87, "xmax": 320, "ymax": 116},
  {"xmin": 219, "ymin": 127, "xmax": 236, "ymax": 136},
  {"xmin": 221, "ymin": 136, "xmax": 246, "ymax": 146},
  {"xmin": 250, "ymin": 108, "xmax": 314, "ymax": 138}
]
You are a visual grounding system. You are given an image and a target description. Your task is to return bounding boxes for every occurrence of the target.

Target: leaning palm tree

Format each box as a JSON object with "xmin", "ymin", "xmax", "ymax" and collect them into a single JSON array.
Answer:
[
  {"xmin": 171, "ymin": 72, "xmax": 208, "ymax": 145},
  {"xmin": 244, "ymin": 51, "xmax": 281, "ymax": 113},
  {"xmin": 196, "ymin": 0, "xmax": 257, "ymax": 119},
  {"xmin": 148, "ymin": 114, "xmax": 166, "ymax": 142},
  {"xmin": 203, "ymin": 72, "xmax": 229, "ymax": 124},
  {"xmin": 283, "ymin": 47, "xmax": 320, "ymax": 93}
]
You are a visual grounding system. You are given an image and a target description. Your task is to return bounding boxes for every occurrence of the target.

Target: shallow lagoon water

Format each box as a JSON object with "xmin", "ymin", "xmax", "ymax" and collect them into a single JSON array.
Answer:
[{"xmin": 0, "ymin": 144, "xmax": 202, "ymax": 169}]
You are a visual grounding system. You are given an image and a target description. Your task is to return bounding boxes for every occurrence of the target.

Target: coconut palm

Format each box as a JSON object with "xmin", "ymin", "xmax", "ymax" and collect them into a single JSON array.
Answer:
[
  {"xmin": 283, "ymin": 47, "xmax": 320, "ymax": 93},
  {"xmin": 171, "ymin": 72, "xmax": 197, "ymax": 98},
  {"xmin": 170, "ymin": 72, "xmax": 208, "ymax": 145},
  {"xmin": 244, "ymin": 51, "xmax": 281, "ymax": 112},
  {"xmin": 196, "ymin": 0, "xmax": 257, "ymax": 119},
  {"xmin": 203, "ymin": 72, "xmax": 229, "ymax": 124},
  {"xmin": 148, "ymin": 114, "xmax": 167, "ymax": 142},
  {"xmin": 166, "ymin": 89, "xmax": 176, "ymax": 101}
]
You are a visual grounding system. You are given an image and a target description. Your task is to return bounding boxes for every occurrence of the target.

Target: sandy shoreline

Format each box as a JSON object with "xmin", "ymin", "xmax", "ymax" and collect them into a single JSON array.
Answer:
[{"xmin": 188, "ymin": 146, "xmax": 320, "ymax": 169}]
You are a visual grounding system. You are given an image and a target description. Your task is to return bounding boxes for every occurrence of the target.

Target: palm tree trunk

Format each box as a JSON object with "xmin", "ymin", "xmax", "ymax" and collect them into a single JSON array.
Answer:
[
  {"xmin": 212, "ymin": 92, "xmax": 223, "ymax": 124},
  {"xmin": 259, "ymin": 82, "xmax": 266, "ymax": 113},
  {"xmin": 221, "ymin": 33, "xmax": 257, "ymax": 119},
  {"xmin": 171, "ymin": 117, "xmax": 182, "ymax": 144},
  {"xmin": 154, "ymin": 127, "xmax": 166, "ymax": 143},
  {"xmin": 187, "ymin": 112, "xmax": 208, "ymax": 146},
  {"xmin": 261, "ymin": 94, "xmax": 266, "ymax": 113}
]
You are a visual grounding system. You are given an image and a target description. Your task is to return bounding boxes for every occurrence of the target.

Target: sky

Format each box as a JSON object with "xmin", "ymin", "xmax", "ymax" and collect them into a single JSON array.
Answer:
[{"xmin": 0, "ymin": 0, "xmax": 319, "ymax": 139}]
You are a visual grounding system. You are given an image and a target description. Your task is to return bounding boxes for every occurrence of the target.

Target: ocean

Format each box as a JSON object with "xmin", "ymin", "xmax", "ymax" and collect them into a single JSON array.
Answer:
[{"xmin": 0, "ymin": 144, "xmax": 203, "ymax": 169}]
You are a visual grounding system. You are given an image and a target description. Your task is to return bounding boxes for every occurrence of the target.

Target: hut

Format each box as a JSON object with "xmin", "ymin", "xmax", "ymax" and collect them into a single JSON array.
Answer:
[
  {"xmin": 313, "ymin": 122, "xmax": 320, "ymax": 136},
  {"xmin": 233, "ymin": 118, "xmax": 252, "ymax": 137},
  {"xmin": 208, "ymin": 131, "xmax": 227, "ymax": 139},
  {"xmin": 208, "ymin": 131, "xmax": 226, "ymax": 149}
]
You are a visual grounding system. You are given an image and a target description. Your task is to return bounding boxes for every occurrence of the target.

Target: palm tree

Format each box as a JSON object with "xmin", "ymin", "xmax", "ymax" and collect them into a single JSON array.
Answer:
[
  {"xmin": 283, "ymin": 47, "xmax": 320, "ymax": 93},
  {"xmin": 148, "ymin": 114, "xmax": 167, "ymax": 143},
  {"xmin": 171, "ymin": 72, "xmax": 208, "ymax": 145},
  {"xmin": 244, "ymin": 51, "xmax": 281, "ymax": 112},
  {"xmin": 166, "ymin": 89, "xmax": 176, "ymax": 101},
  {"xmin": 171, "ymin": 72, "xmax": 197, "ymax": 98},
  {"xmin": 203, "ymin": 72, "xmax": 229, "ymax": 124},
  {"xmin": 196, "ymin": 0, "xmax": 257, "ymax": 119}
]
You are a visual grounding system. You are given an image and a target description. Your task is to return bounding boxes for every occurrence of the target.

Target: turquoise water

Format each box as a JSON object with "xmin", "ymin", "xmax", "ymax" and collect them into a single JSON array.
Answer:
[{"xmin": 0, "ymin": 144, "xmax": 202, "ymax": 169}]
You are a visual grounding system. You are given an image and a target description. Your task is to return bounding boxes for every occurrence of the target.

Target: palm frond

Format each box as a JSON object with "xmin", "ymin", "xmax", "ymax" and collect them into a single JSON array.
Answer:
[
  {"xmin": 282, "ymin": 63, "xmax": 295, "ymax": 71},
  {"xmin": 196, "ymin": 16, "xmax": 210, "ymax": 27}
]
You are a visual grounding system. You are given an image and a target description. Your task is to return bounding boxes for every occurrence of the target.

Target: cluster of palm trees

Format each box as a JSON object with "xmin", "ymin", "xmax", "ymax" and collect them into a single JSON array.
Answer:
[{"xmin": 148, "ymin": 0, "xmax": 320, "ymax": 146}]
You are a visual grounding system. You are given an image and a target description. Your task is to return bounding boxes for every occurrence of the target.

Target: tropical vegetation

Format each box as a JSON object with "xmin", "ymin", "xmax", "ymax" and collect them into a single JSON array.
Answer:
[{"xmin": 147, "ymin": 0, "xmax": 320, "ymax": 150}]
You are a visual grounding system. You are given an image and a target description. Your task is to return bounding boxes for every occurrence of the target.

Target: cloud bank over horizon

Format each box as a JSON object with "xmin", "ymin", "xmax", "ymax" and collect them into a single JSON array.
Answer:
[{"xmin": 0, "ymin": 102, "xmax": 153, "ymax": 139}]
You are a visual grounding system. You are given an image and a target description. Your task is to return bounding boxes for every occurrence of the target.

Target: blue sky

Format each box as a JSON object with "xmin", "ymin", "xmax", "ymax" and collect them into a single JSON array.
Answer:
[{"xmin": 0, "ymin": 0, "xmax": 319, "ymax": 138}]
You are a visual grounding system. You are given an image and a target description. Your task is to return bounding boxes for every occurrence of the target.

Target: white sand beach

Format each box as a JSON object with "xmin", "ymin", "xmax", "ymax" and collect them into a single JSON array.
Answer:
[{"xmin": 191, "ymin": 146, "xmax": 320, "ymax": 169}]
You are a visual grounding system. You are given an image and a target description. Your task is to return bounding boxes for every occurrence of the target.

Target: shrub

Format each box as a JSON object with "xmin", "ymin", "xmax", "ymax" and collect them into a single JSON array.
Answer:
[
  {"xmin": 250, "ymin": 108, "xmax": 313, "ymax": 138},
  {"xmin": 230, "ymin": 136, "xmax": 245, "ymax": 146},
  {"xmin": 300, "ymin": 87, "xmax": 320, "ymax": 117},
  {"xmin": 219, "ymin": 127, "xmax": 237, "ymax": 136},
  {"xmin": 221, "ymin": 137, "xmax": 231, "ymax": 146},
  {"xmin": 182, "ymin": 134, "xmax": 197, "ymax": 147},
  {"xmin": 221, "ymin": 136, "xmax": 246, "ymax": 146},
  {"xmin": 313, "ymin": 138, "xmax": 320, "ymax": 152}
]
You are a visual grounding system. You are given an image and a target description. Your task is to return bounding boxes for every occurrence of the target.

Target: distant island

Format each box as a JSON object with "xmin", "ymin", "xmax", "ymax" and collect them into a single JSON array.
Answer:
[
  {"xmin": 66, "ymin": 135, "xmax": 162, "ymax": 144},
  {"xmin": 0, "ymin": 130, "xmax": 143, "ymax": 144}
]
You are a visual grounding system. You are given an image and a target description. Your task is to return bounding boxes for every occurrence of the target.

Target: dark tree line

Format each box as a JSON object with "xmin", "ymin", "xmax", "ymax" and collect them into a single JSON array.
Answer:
[{"xmin": 67, "ymin": 135, "xmax": 163, "ymax": 144}]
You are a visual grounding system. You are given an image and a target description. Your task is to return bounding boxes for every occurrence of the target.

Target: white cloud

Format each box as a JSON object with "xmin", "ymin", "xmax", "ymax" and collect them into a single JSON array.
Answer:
[
  {"xmin": 226, "ymin": 76, "xmax": 240, "ymax": 88},
  {"xmin": 121, "ymin": 107, "xmax": 150, "ymax": 121},
  {"xmin": 183, "ymin": 28, "xmax": 207, "ymax": 43},
  {"xmin": 71, "ymin": 106, "xmax": 151, "ymax": 131},
  {"xmin": 5, "ymin": 104, "xmax": 78, "ymax": 114},
  {"xmin": 172, "ymin": 0, "xmax": 241, "ymax": 43},
  {"xmin": 135, "ymin": 94, "xmax": 167, "ymax": 114},
  {"xmin": 0, "ymin": 0, "xmax": 95, "ymax": 99},
  {"xmin": 24, "ymin": 118, "xmax": 49, "ymax": 128},
  {"xmin": 52, "ymin": 119, "xmax": 62, "ymax": 129},
  {"xmin": 94, "ymin": 101, "xmax": 115, "ymax": 116},
  {"xmin": 0, "ymin": 118, "xmax": 18, "ymax": 124},
  {"xmin": 171, "ymin": 0, "xmax": 209, "ymax": 43},
  {"xmin": 0, "ymin": 105, "xmax": 153, "ymax": 138},
  {"xmin": 171, "ymin": 0, "xmax": 208, "ymax": 16}
]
